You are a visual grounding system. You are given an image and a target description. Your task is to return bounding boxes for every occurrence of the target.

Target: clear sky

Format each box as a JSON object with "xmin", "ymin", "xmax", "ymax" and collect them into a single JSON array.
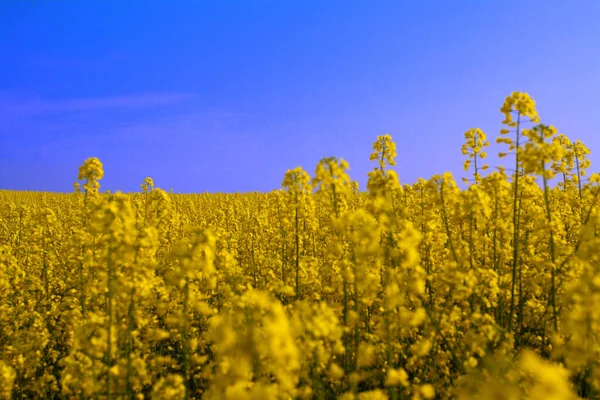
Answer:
[{"xmin": 1, "ymin": 1, "xmax": 599, "ymax": 193}]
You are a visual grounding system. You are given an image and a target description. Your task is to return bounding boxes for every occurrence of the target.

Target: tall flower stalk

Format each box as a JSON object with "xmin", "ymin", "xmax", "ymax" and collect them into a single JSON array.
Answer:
[{"xmin": 497, "ymin": 92, "xmax": 540, "ymax": 331}]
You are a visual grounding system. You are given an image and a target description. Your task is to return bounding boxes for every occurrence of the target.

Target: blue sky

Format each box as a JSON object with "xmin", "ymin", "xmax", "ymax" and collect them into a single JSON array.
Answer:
[{"xmin": 1, "ymin": 1, "xmax": 599, "ymax": 192}]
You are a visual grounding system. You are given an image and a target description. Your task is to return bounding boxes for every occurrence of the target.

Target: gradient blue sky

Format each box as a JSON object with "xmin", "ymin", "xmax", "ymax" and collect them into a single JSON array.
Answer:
[{"xmin": 1, "ymin": 1, "xmax": 599, "ymax": 193}]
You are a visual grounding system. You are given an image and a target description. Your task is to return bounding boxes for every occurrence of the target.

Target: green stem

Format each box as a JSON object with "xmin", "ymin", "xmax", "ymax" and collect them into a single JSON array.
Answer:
[
  {"xmin": 295, "ymin": 190, "xmax": 300, "ymax": 299},
  {"xmin": 542, "ymin": 162, "xmax": 558, "ymax": 332},
  {"xmin": 508, "ymin": 111, "xmax": 522, "ymax": 331},
  {"xmin": 106, "ymin": 245, "xmax": 114, "ymax": 398}
]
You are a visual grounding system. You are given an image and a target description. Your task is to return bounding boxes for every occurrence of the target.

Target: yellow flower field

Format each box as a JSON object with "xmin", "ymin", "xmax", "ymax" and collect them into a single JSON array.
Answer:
[{"xmin": 1, "ymin": 92, "xmax": 599, "ymax": 399}]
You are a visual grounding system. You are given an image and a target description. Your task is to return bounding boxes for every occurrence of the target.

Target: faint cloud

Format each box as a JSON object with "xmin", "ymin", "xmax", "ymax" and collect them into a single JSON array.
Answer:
[
  {"xmin": 0, "ymin": 50, "xmax": 128, "ymax": 69},
  {"xmin": 0, "ymin": 92, "xmax": 196, "ymax": 116}
]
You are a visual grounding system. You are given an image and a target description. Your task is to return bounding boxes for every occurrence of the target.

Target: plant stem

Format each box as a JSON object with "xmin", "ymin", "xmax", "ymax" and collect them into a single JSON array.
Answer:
[{"xmin": 508, "ymin": 111, "xmax": 522, "ymax": 331}]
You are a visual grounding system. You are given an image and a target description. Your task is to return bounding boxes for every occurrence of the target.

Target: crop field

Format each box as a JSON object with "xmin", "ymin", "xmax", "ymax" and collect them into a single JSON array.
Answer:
[{"xmin": 1, "ymin": 92, "xmax": 599, "ymax": 399}]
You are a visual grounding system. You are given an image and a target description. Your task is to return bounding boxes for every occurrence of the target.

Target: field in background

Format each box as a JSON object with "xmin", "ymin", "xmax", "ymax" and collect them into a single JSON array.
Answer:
[{"xmin": 1, "ymin": 92, "xmax": 599, "ymax": 399}]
